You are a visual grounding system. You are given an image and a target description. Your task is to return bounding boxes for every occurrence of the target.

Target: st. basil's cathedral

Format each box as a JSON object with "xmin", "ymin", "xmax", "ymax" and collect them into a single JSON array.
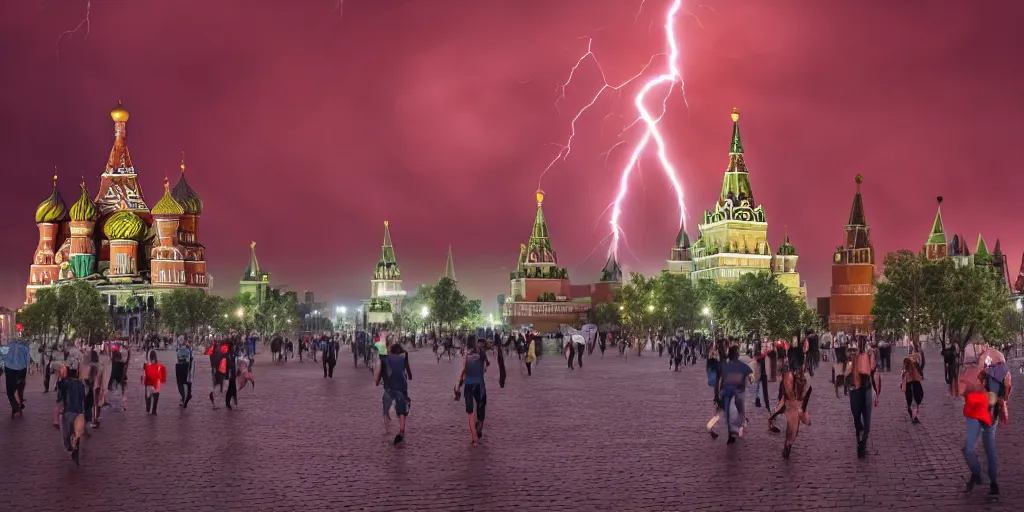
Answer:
[{"xmin": 26, "ymin": 101, "xmax": 208, "ymax": 306}]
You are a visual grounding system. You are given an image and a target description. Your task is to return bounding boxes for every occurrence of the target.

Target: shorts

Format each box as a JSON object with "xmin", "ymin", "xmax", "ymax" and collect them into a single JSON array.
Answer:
[
  {"xmin": 464, "ymin": 383, "xmax": 487, "ymax": 421},
  {"xmin": 383, "ymin": 389, "xmax": 410, "ymax": 417}
]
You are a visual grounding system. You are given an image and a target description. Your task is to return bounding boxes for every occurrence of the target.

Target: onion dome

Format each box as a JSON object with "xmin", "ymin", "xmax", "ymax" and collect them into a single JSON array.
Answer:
[
  {"xmin": 35, "ymin": 174, "xmax": 68, "ymax": 223},
  {"xmin": 110, "ymin": 100, "xmax": 130, "ymax": 123},
  {"xmin": 69, "ymin": 182, "xmax": 98, "ymax": 221},
  {"xmin": 103, "ymin": 210, "xmax": 146, "ymax": 241},
  {"xmin": 152, "ymin": 178, "xmax": 185, "ymax": 216},
  {"xmin": 171, "ymin": 156, "xmax": 203, "ymax": 215}
]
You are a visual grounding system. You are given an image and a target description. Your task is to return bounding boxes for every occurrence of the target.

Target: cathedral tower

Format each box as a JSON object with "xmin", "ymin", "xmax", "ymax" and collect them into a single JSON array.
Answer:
[{"xmin": 830, "ymin": 174, "xmax": 875, "ymax": 334}]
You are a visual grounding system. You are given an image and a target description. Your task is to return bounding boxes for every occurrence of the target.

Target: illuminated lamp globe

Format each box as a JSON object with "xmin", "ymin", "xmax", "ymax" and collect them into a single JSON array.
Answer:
[{"xmin": 110, "ymin": 100, "xmax": 130, "ymax": 122}]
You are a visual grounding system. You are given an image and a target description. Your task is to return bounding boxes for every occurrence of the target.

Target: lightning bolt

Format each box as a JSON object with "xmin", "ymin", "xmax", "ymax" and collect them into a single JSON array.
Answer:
[
  {"xmin": 541, "ymin": 0, "xmax": 689, "ymax": 264},
  {"xmin": 609, "ymin": 0, "xmax": 688, "ymax": 260},
  {"xmin": 56, "ymin": 0, "xmax": 90, "ymax": 58}
]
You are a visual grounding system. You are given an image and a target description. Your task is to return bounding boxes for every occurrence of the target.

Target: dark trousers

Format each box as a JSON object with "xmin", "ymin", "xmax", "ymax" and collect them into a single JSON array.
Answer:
[
  {"xmin": 323, "ymin": 358, "xmax": 336, "ymax": 378},
  {"xmin": 5, "ymin": 368, "xmax": 26, "ymax": 412},
  {"xmin": 850, "ymin": 384, "xmax": 873, "ymax": 446},
  {"xmin": 43, "ymin": 364, "xmax": 52, "ymax": 392},
  {"xmin": 757, "ymin": 375, "xmax": 770, "ymax": 408},
  {"xmin": 225, "ymin": 377, "xmax": 237, "ymax": 407},
  {"xmin": 525, "ymin": 362, "xmax": 532, "ymax": 376},
  {"xmin": 175, "ymin": 363, "xmax": 192, "ymax": 404},
  {"xmin": 576, "ymin": 349, "xmax": 583, "ymax": 368}
]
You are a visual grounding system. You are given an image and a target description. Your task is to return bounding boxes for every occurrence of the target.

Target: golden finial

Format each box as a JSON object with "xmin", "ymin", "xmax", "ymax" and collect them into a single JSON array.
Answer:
[
  {"xmin": 384, "ymin": 220, "xmax": 389, "ymax": 227},
  {"xmin": 180, "ymin": 151, "xmax": 186, "ymax": 174},
  {"xmin": 110, "ymin": 99, "xmax": 130, "ymax": 122},
  {"xmin": 164, "ymin": 176, "xmax": 170, "ymax": 191},
  {"xmin": 250, "ymin": 241, "xmax": 256, "ymax": 249},
  {"xmin": 535, "ymin": 189, "xmax": 545, "ymax": 205},
  {"xmin": 731, "ymin": 107, "xmax": 740, "ymax": 123},
  {"xmin": 52, "ymin": 167, "xmax": 58, "ymax": 188},
  {"xmin": 855, "ymin": 174, "xmax": 863, "ymax": 185}
]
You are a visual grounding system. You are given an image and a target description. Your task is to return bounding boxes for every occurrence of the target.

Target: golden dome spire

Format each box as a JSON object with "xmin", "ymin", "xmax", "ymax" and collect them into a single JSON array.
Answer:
[
  {"xmin": 180, "ymin": 151, "xmax": 186, "ymax": 174},
  {"xmin": 855, "ymin": 174, "xmax": 863, "ymax": 185},
  {"xmin": 535, "ymin": 189, "xmax": 545, "ymax": 205},
  {"xmin": 384, "ymin": 220, "xmax": 389, "ymax": 227},
  {"xmin": 110, "ymin": 100, "xmax": 130, "ymax": 123},
  {"xmin": 731, "ymin": 107, "xmax": 740, "ymax": 123}
]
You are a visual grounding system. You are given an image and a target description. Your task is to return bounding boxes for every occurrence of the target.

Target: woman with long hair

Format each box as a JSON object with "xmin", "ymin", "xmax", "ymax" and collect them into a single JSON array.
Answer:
[{"xmin": 901, "ymin": 348, "xmax": 924, "ymax": 424}]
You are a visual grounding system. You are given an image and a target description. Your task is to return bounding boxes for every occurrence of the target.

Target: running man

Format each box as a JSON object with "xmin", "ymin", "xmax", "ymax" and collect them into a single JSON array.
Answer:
[{"xmin": 375, "ymin": 344, "xmax": 412, "ymax": 445}]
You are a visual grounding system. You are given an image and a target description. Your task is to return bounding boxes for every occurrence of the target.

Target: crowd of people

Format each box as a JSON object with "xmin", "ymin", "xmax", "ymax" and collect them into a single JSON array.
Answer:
[{"xmin": 0, "ymin": 327, "xmax": 1013, "ymax": 494}]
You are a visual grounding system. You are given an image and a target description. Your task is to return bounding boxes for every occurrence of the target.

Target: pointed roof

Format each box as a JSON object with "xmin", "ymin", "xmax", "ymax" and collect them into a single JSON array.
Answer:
[
  {"xmin": 171, "ymin": 154, "xmax": 203, "ymax": 215},
  {"xmin": 599, "ymin": 253, "xmax": 622, "ymax": 282},
  {"xmin": 105, "ymin": 100, "xmax": 135, "ymax": 174},
  {"xmin": 375, "ymin": 221, "xmax": 401, "ymax": 280},
  {"xmin": 993, "ymin": 239, "xmax": 1003, "ymax": 258},
  {"xmin": 777, "ymin": 230, "xmax": 797, "ymax": 256},
  {"xmin": 975, "ymin": 234, "xmax": 990, "ymax": 258},
  {"xmin": 444, "ymin": 245, "xmax": 456, "ymax": 282},
  {"xmin": 151, "ymin": 178, "xmax": 185, "ymax": 216},
  {"xmin": 531, "ymin": 189, "xmax": 549, "ymax": 240},
  {"xmin": 675, "ymin": 226, "xmax": 691, "ymax": 248},
  {"xmin": 243, "ymin": 241, "xmax": 268, "ymax": 281},
  {"xmin": 926, "ymin": 196, "xmax": 946, "ymax": 246},
  {"xmin": 69, "ymin": 181, "xmax": 98, "ymax": 222},
  {"xmin": 35, "ymin": 173, "xmax": 68, "ymax": 223},
  {"xmin": 719, "ymin": 108, "xmax": 755, "ymax": 206},
  {"xmin": 848, "ymin": 174, "xmax": 867, "ymax": 226},
  {"xmin": 1014, "ymin": 252, "xmax": 1024, "ymax": 294}
]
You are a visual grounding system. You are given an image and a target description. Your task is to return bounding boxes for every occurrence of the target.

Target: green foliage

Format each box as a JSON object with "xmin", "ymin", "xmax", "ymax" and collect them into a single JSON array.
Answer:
[
  {"xmin": 402, "ymin": 284, "xmax": 434, "ymax": 331},
  {"xmin": 617, "ymin": 272, "xmax": 657, "ymax": 334},
  {"xmin": 19, "ymin": 280, "xmax": 110, "ymax": 344},
  {"xmin": 429, "ymin": 277, "xmax": 467, "ymax": 331},
  {"xmin": 458, "ymin": 299, "xmax": 484, "ymax": 330},
  {"xmin": 368, "ymin": 298, "xmax": 393, "ymax": 313},
  {"xmin": 652, "ymin": 271, "xmax": 699, "ymax": 335},
  {"xmin": 253, "ymin": 290, "xmax": 299, "ymax": 336},
  {"xmin": 873, "ymin": 250, "xmax": 1013, "ymax": 349},
  {"xmin": 717, "ymin": 272, "xmax": 802, "ymax": 339},
  {"xmin": 587, "ymin": 301, "xmax": 622, "ymax": 328},
  {"xmin": 536, "ymin": 292, "xmax": 558, "ymax": 302},
  {"xmin": 160, "ymin": 289, "xmax": 224, "ymax": 338}
]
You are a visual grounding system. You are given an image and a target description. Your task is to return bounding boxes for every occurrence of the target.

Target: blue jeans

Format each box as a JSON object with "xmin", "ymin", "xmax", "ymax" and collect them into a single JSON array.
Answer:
[
  {"xmin": 721, "ymin": 387, "xmax": 746, "ymax": 436},
  {"xmin": 964, "ymin": 418, "xmax": 997, "ymax": 484}
]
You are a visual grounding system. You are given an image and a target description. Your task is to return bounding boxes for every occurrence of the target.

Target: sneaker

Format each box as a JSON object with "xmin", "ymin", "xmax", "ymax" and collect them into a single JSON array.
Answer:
[
  {"xmin": 726, "ymin": 436, "xmax": 736, "ymax": 445},
  {"xmin": 989, "ymin": 483, "xmax": 999, "ymax": 495},
  {"xmin": 393, "ymin": 433, "xmax": 404, "ymax": 445}
]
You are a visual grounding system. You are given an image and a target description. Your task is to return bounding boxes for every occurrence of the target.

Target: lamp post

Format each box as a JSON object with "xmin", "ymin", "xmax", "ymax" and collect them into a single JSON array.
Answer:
[{"xmin": 702, "ymin": 307, "xmax": 713, "ymax": 338}]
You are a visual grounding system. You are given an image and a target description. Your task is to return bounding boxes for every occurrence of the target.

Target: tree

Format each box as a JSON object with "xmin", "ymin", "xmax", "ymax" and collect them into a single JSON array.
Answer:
[
  {"xmin": 458, "ymin": 299, "xmax": 484, "ymax": 330},
  {"xmin": 588, "ymin": 301, "xmax": 622, "ymax": 330},
  {"xmin": 429, "ymin": 277, "xmax": 467, "ymax": 332},
  {"xmin": 652, "ymin": 271, "xmax": 699, "ymax": 336},
  {"xmin": 716, "ymin": 272, "xmax": 801, "ymax": 340},
  {"xmin": 402, "ymin": 284, "xmax": 434, "ymax": 332},
  {"xmin": 19, "ymin": 281, "xmax": 110, "ymax": 344},
  {"xmin": 872, "ymin": 250, "xmax": 930, "ymax": 346},
  {"xmin": 617, "ymin": 272, "xmax": 656, "ymax": 338},
  {"xmin": 928, "ymin": 259, "xmax": 1011, "ymax": 354},
  {"xmin": 160, "ymin": 289, "xmax": 223, "ymax": 339},
  {"xmin": 253, "ymin": 290, "xmax": 299, "ymax": 336}
]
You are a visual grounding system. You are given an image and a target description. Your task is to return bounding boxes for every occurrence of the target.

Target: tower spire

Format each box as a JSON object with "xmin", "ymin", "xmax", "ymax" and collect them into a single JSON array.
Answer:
[
  {"xmin": 926, "ymin": 196, "xmax": 946, "ymax": 246},
  {"xmin": 444, "ymin": 245, "xmax": 456, "ymax": 282},
  {"xmin": 531, "ymin": 190, "xmax": 549, "ymax": 240},
  {"xmin": 720, "ymin": 108, "xmax": 754, "ymax": 205},
  {"xmin": 244, "ymin": 241, "xmax": 260, "ymax": 279}
]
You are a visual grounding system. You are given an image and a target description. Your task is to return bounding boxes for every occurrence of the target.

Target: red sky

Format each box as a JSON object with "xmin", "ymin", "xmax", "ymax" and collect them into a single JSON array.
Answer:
[{"xmin": 2, "ymin": 0, "xmax": 1022, "ymax": 310}]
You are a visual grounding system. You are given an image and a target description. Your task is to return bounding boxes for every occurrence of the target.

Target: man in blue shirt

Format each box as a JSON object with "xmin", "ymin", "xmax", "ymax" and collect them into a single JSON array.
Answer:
[
  {"xmin": 3, "ymin": 338, "xmax": 31, "ymax": 417},
  {"xmin": 717, "ymin": 345, "xmax": 753, "ymax": 444}
]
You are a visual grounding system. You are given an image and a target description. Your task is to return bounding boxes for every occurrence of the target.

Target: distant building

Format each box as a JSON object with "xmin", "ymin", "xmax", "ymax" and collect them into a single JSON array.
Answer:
[
  {"xmin": 830, "ymin": 175, "xmax": 875, "ymax": 334},
  {"xmin": 669, "ymin": 108, "xmax": 805, "ymax": 300},
  {"xmin": 25, "ymin": 101, "xmax": 208, "ymax": 307},
  {"xmin": 239, "ymin": 241, "xmax": 271, "ymax": 304},
  {"xmin": 365, "ymin": 221, "xmax": 405, "ymax": 324}
]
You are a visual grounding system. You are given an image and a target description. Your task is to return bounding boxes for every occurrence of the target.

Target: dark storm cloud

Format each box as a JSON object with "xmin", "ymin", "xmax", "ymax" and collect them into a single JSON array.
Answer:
[{"xmin": 1, "ymin": 0, "xmax": 1022, "ymax": 309}]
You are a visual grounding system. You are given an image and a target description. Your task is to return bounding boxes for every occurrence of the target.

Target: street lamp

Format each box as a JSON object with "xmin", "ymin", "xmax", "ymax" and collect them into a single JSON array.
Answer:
[
  {"xmin": 647, "ymin": 304, "xmax": 655, "ymax": 312},
  {"xmin": 420, "ymin": 306, "xmax": 429, "ymax": 318},
  {"xmin": 236, "ymin": 307, "xmax": 245, "ymax": 318},
  {"xmin": 702, "ymin": 307, "xmax": 710, "ymax": 316}
]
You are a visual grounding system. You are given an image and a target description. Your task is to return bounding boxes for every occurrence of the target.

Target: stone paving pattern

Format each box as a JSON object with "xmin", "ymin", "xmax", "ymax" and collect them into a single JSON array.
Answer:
[{"xmin": 1, "ymin": 345, "xmax": 1020, "ymax": 511}]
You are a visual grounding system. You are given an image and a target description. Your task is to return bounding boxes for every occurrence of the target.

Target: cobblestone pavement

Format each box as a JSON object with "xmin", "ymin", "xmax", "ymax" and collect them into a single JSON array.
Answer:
[{"xmin": 1, "ymin": 345, "xmax": 1020, "ymax": 511}]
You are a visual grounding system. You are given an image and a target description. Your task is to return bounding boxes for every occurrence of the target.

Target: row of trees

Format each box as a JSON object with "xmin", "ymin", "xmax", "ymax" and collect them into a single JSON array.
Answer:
[
  {"xmin": 872, "ymin": 250, "xmax": 1014, "ymax": 350},
  {"xmin": 590, "ymin": 271, "xmax": 819, "ymax": 340},
  {"xmin": 19, "ymin": 284, "xmax": 303, "ymax": 343}
]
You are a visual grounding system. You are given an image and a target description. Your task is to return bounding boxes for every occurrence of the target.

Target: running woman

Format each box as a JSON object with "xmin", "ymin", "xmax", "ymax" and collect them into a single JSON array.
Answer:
[
  {"xmin": 107, "ymin": 340, "xmax": 130, "ymax": 411},
  {"xmin": 901, "ymin": 349, "xmax": 924, "ymax": 424}
]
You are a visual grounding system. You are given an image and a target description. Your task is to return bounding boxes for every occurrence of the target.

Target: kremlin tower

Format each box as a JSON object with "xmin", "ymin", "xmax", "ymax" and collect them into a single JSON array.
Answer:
[
  {"xmin": 829, "ymin": 174, "xmax": 875, "ymax": 334},
  {"xmin": 25, "ymin": 101, "xmax": 208, "ymax": 304},
  {"xmin": 366, "ymin": 221, "xmax": 406, "ymax": 323},
  {"xmin": 682, "ymin": 108, "xmax": 804, "ymax": 298},
  {"xmin": 509, "ymin": 190, "xmax": 570, "ymax": 302}
]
